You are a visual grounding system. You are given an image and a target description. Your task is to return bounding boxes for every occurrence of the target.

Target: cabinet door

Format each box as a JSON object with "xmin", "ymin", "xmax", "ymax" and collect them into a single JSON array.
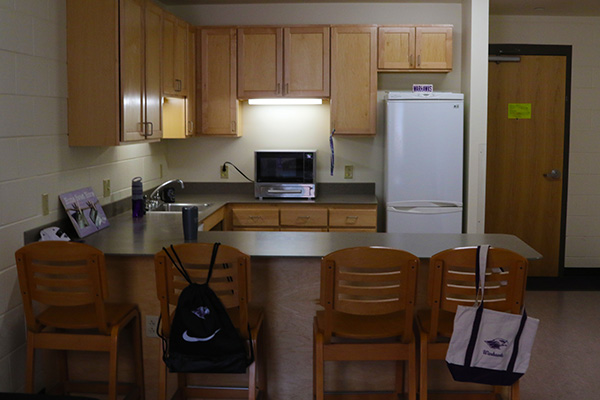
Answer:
[
  {"xmin": 330, "ymin": 26, "xmax": 377, "ymax": 136},
  {"xmin": 163, "ymin": 13, "xmax": 189, "ymax": 95},
  {"xmin": 199, "ymin": 28, "xmax": 240, "ymax": 136},
  {"xmin": 378, "ymin": 26, "xmax": 415, "ymax": 70},
  {"xmin": 237, "ymin": 27, "xmax": 283, "ymax": 98},
  {"xmin": 186, "ymin": 25, "xmax": 196, "ymax": 136},
  {"xmin": 175, "ymin": 19, "xmax": 189, "ymax": 95},
  {"xmin": 415, "ymin": 26, "xmax": 452, "ymax": 70},
  {"xmin": 121, "ymin": 0, "xmax": 145, "ymax": 142},
  {"xmin": 144, "ymin": 0, "xmax": 163, "ymax": 139},
  {"xmin": 284, "ymin": 26, "xmax": 330, "ymax": 97}
]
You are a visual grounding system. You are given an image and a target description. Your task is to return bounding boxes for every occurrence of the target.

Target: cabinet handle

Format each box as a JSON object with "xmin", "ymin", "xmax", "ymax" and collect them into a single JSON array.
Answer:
[
  {"xmin": 146, "ymin": 121, "xmax": 154, "ymax": 136},
  {"xmin": 175, "ymin": 79, "xmax": 182, "ymax": 92},
  {"xmin": 187, "ymin": 120, "xmax": 194, "ymax": 134},
  {"xmin": 231, "ymin": 120, "xmax": 236, "ymax": 133},
  {"xmin": 410, "ymin": 54, "xmax": 414, "ymax": 67},
  {"xmin": 417, "ymin": 55, "xmax": 421, "ymax": 67},
  {"xmin": 345, "ymin": 216, "xmax": 359, "ymax": 224},
  {"xmin": 285, "ymin": 83, "xmax": 289, "ymax": 95},
  {"xmin": 277, "ymin": 83, "xmax": 281, "ymax": 94}
]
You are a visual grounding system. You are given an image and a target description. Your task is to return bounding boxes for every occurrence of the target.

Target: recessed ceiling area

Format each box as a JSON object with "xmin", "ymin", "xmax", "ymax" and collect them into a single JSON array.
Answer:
[{"xmin": 158, "ymin": 0, "xmax": 600, "ymax": 16}]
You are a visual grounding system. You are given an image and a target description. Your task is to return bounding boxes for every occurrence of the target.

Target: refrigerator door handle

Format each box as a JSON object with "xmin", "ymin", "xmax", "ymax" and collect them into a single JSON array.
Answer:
[
  {"xmin": 387, "ymin": 205, "xmax": 463, "ymax": 215},
  {"xmin": 387, "ymin": 200, "xmax": 463, "ymax": 208}
]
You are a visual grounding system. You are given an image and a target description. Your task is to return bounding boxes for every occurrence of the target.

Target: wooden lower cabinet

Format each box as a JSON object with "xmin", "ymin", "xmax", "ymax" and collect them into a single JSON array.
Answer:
[
  {"xmin": 328, "ymin": 205, "xmax": 377, "ymax": 231},
  {"xmin": 225, "ymin": 203, "xmax": 377, "ymax": 232},
  {"xmin": 230, "ymin": 205, "xmax": 280, "ymax": 230}
]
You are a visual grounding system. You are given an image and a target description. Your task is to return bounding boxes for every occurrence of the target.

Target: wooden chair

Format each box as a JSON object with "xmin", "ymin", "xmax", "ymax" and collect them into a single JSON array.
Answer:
[
  {"xmin": 14, "ymin": 241, "xmax": 145, "ymax": 400},
  {"xmin": 416, "ymin": 246, "xmax": 528, "ymax": 400},
  {"xmin": 154, "ymin": 243, "xmax": 265, "ymax": 400},
  {"xmin": 313, "ymin": 246, "xmax": 419, "ymax": 400}
]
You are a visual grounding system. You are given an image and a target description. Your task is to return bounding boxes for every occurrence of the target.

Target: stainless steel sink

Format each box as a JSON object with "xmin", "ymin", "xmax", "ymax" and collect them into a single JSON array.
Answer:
[{"xmin": 147, "ymin": 202, "xmax": 212, "ymax": 213}]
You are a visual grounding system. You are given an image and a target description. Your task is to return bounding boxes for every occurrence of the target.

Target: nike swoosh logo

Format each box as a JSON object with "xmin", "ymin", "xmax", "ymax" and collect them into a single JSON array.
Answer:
[{"xmin": 182, "ymin": 328, "xmax": 220, "ymax": 342}]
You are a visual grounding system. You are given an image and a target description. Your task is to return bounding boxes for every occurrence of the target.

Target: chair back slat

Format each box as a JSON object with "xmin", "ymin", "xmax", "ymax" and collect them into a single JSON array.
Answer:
[
  {"xmin": 320, "ymin": 247, "xmax": 418, "ymax": 341},
  {"xmin": 155, "ymin": 243, "xmax": 251, "ymax": 338},
  {"xmin": 427, "ymin": 246, "xmax": 528, "ymax": 341},
  {"xmin": 15, "ymin": 241, "xmax": 110, "ymax": 333}
]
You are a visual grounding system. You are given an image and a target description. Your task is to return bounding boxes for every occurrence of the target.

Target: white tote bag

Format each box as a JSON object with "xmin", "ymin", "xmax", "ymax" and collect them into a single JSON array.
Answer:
[{"xmin": 445, "ymin": 245, "xmax": 539, "ymax": 386}]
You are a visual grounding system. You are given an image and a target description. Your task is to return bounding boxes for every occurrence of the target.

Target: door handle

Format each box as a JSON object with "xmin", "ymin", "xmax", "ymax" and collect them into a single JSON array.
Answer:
[{"xmin": 543, "ymin": 169, "xmax": 561, "ymax": 180}]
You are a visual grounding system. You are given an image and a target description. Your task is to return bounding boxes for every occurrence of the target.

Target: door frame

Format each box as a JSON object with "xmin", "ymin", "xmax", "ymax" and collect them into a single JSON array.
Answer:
[{"xmin": 488, "ymin": 44, "xmax": 573, "ymax": 278}]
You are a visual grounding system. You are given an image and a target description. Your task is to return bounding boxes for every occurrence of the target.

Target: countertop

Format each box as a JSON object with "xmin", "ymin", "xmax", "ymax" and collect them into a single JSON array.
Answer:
[{"xmin": 83, "ymin": 212, "xmax": 542, "ymax": 260}]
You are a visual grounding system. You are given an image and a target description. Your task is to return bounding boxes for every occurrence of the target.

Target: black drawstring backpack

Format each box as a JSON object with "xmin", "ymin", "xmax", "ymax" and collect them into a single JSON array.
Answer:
[{"xmin": 159, "ymin": 243, "xmax": 254, "ymax": 373}]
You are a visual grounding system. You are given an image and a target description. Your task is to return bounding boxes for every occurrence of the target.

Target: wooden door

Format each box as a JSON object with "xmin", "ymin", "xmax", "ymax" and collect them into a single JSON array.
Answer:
[
  {"xmin": 330, "ymin": 25, "xmax": 377, "ymax": 136},
  {"xmin": 284, "ymin": 26, "xmax": 330, "ymax": 97},
  {"xmin": 199, "ymin": 27, "xmax": 240, "ymax": 136},
  {"xmin": 237, "ymin": 27, "xmax": 283, "ymax": 98},
  {"xmin": 486, "ymin": 50, "xmax": 570, "ymax": 277}
]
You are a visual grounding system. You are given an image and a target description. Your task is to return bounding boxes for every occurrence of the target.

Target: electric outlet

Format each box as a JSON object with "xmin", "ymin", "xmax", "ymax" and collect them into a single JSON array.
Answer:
[
  {"xmin": 146, "ymin": 315, "xmax": 159, "ymax": 338},
  {"xmin": 41, "ymin": 193, "xmax": 49, "ymax": 216},
  {"xmin": 344, "ymin": 165, "xmax": 354, "ymax": 179},
  {"xmin": 220, "ymin": 165, "xmax": 229, "ymax": 179},
  {"xmin": 103, "ymin": 179, "xmax": 111, "ymax": 197}
]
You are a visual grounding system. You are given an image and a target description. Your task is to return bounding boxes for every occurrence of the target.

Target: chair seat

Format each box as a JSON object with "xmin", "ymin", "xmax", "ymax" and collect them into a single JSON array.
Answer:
[
  {"xmin": 416, "ymin": 309, "xmax": 455, "ymax": 338},
  {"xmin": 316, "ymin": 310, "xmax": 408, "ymax": 340},
  {"xmin": 37, "ymin": 303, "xmax": 138, "ymax": 331}
]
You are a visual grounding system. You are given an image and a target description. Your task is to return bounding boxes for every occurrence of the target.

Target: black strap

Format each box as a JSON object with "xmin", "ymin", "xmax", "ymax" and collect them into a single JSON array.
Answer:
[
  {"xmin": 507, "ymin": 309, "xmax": 528, "ymax": 372},
  {"xmin": 206, "ymin": 242, "xmax": 221, "ymax": 284},
  {"xmin": 163, "ymin": 245, "xmax": 193, "ymax": 284}
]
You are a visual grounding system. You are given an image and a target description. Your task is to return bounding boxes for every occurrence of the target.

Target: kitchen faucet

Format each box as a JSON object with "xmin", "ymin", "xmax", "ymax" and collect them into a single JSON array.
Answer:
[{"xmin": 146, "ymin": 179, "xmax": 184, "ymax": 210}]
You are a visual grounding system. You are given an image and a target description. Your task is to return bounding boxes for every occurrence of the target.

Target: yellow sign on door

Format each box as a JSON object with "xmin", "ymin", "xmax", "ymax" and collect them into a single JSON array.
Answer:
[{"xmin": 508, "ymin": 103, "xmax": 532, "ymax": 119}]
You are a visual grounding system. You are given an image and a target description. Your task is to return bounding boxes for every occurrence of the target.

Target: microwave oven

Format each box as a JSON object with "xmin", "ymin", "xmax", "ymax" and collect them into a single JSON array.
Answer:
[{"xmin": 254, "ymin": 150, "xmax": 316, "ymax": 199}]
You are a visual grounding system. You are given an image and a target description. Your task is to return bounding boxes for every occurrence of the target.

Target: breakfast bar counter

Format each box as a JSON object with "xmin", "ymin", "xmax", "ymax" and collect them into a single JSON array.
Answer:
[{"xmin": 75, "ymin": 211, "xmax": 540, "ymax": 400}]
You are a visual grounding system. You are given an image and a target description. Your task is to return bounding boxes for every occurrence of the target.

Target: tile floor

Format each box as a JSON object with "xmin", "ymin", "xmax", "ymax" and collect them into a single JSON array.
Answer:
[{"xmin": 519, "ymin": 290, "xmax": 600, "ymax": 399}]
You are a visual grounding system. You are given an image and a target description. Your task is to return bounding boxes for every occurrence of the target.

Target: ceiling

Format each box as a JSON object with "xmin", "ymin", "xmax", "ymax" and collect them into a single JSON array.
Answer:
[{"xmin": 158, "ymin": 0, "xmax": 600, "ymax": 17}]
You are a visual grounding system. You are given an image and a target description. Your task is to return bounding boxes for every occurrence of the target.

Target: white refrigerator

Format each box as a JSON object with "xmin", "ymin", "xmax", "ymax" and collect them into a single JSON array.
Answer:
[{"xmin": 384, "ymin": 92, "xmax": 464, "ymax": 233}]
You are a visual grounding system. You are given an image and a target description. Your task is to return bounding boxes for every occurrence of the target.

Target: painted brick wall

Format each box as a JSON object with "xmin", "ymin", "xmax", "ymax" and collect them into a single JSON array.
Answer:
[{"xmin": 0, "ymin": 0, "xmax": 168, "ymax": 392}]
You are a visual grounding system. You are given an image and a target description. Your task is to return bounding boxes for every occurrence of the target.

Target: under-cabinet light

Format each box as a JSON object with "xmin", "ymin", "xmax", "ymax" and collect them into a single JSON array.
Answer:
[{"xmin": 247, "ymin": 98, "xmax": 323, "ymax": 105}]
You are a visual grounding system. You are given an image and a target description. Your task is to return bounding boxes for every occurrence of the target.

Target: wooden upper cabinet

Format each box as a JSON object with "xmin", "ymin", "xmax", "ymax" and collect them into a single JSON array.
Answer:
[
  {"xmin": 237, "ymin": 26, "xmax": 330, "ymax": 99},
  {"xmin": 163, "ymin": 12, "xmax": 190, "ymax": 96},
  {"xmin": 284, "ymin": 26, "xmax": 330, "ymax": 97},
  {"xmin": 378, "ymin": 25, "xmax": 453, "ymax": 71},
  {"xmin": 416, "ymin": 26, "xmax": 452, "ymax": 70},
  {"xmin": 186, "ymin": 25, "xmax": 196, "ymax": 136},
  {"xmin": 237, "ymin": 27, "xmax": 283, "ymax": 98},
  {"xmin": 330, "ymin": 25, "xmax": 377, "ymax": 136},
  {"xmin": 67, "ymin": 0, "xmax": 162, "ymax": 146},
  {"xmin": 378, "ymin": 26, "xmax": 415, "ymax": 69},
  {"xmin": 198, "ymin": 27, "xmax": 241, "ymax": 136}
]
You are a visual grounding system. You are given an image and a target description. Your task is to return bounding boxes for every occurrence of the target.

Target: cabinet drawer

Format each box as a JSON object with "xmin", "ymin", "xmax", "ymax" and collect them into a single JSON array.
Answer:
[
  {"xmin": 231, "ymin": 208, "xmax": 279, "ymax": 227},
  {"xmin": 280, "ymin": 208, "xmax": 328, "ymax": 227},
  {"xmin": 329, "ymin": 208, "xmax": 376, "ymax": 228}
]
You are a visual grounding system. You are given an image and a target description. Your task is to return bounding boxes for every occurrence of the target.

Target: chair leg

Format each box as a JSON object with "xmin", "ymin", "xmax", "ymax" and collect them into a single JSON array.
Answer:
[
  {"xmin": 419, "ymin": 332, "xmax": 429, "ymax": 400},
  {"xmin": 510, "ymin": 380, "xmax": 520, "ymax": 400},
  {"xmin": 408, "ymin": 341, "xmax": 417, "ymax": 400},
  {"xmin": 248, "ymin": 360, "xmax": 257, "ymax": 400},
  {"xmin": 313, "ymin": 321, "xmax": 324, "ymax": 400},
  {"xmin": 131, "ymin": 311, "xmax": 145, "ymax": 400},
  {"xmin": 394, "ymin": 361, "xmax": 404, "ymax": 395},
  {"xmin": 57, "ymin": 349, "xmax": 69, "ymax": 395},
  {"xmin": 177, "ymin": 372, "xmax": 188, "ymax": 400},
  {"xmin": 108, "ymin": 327, "xmax": 119, "ymax": 400},
  {"xmin": 25, "ymin": 333, "xmax": 35, "ymax": 393}
]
